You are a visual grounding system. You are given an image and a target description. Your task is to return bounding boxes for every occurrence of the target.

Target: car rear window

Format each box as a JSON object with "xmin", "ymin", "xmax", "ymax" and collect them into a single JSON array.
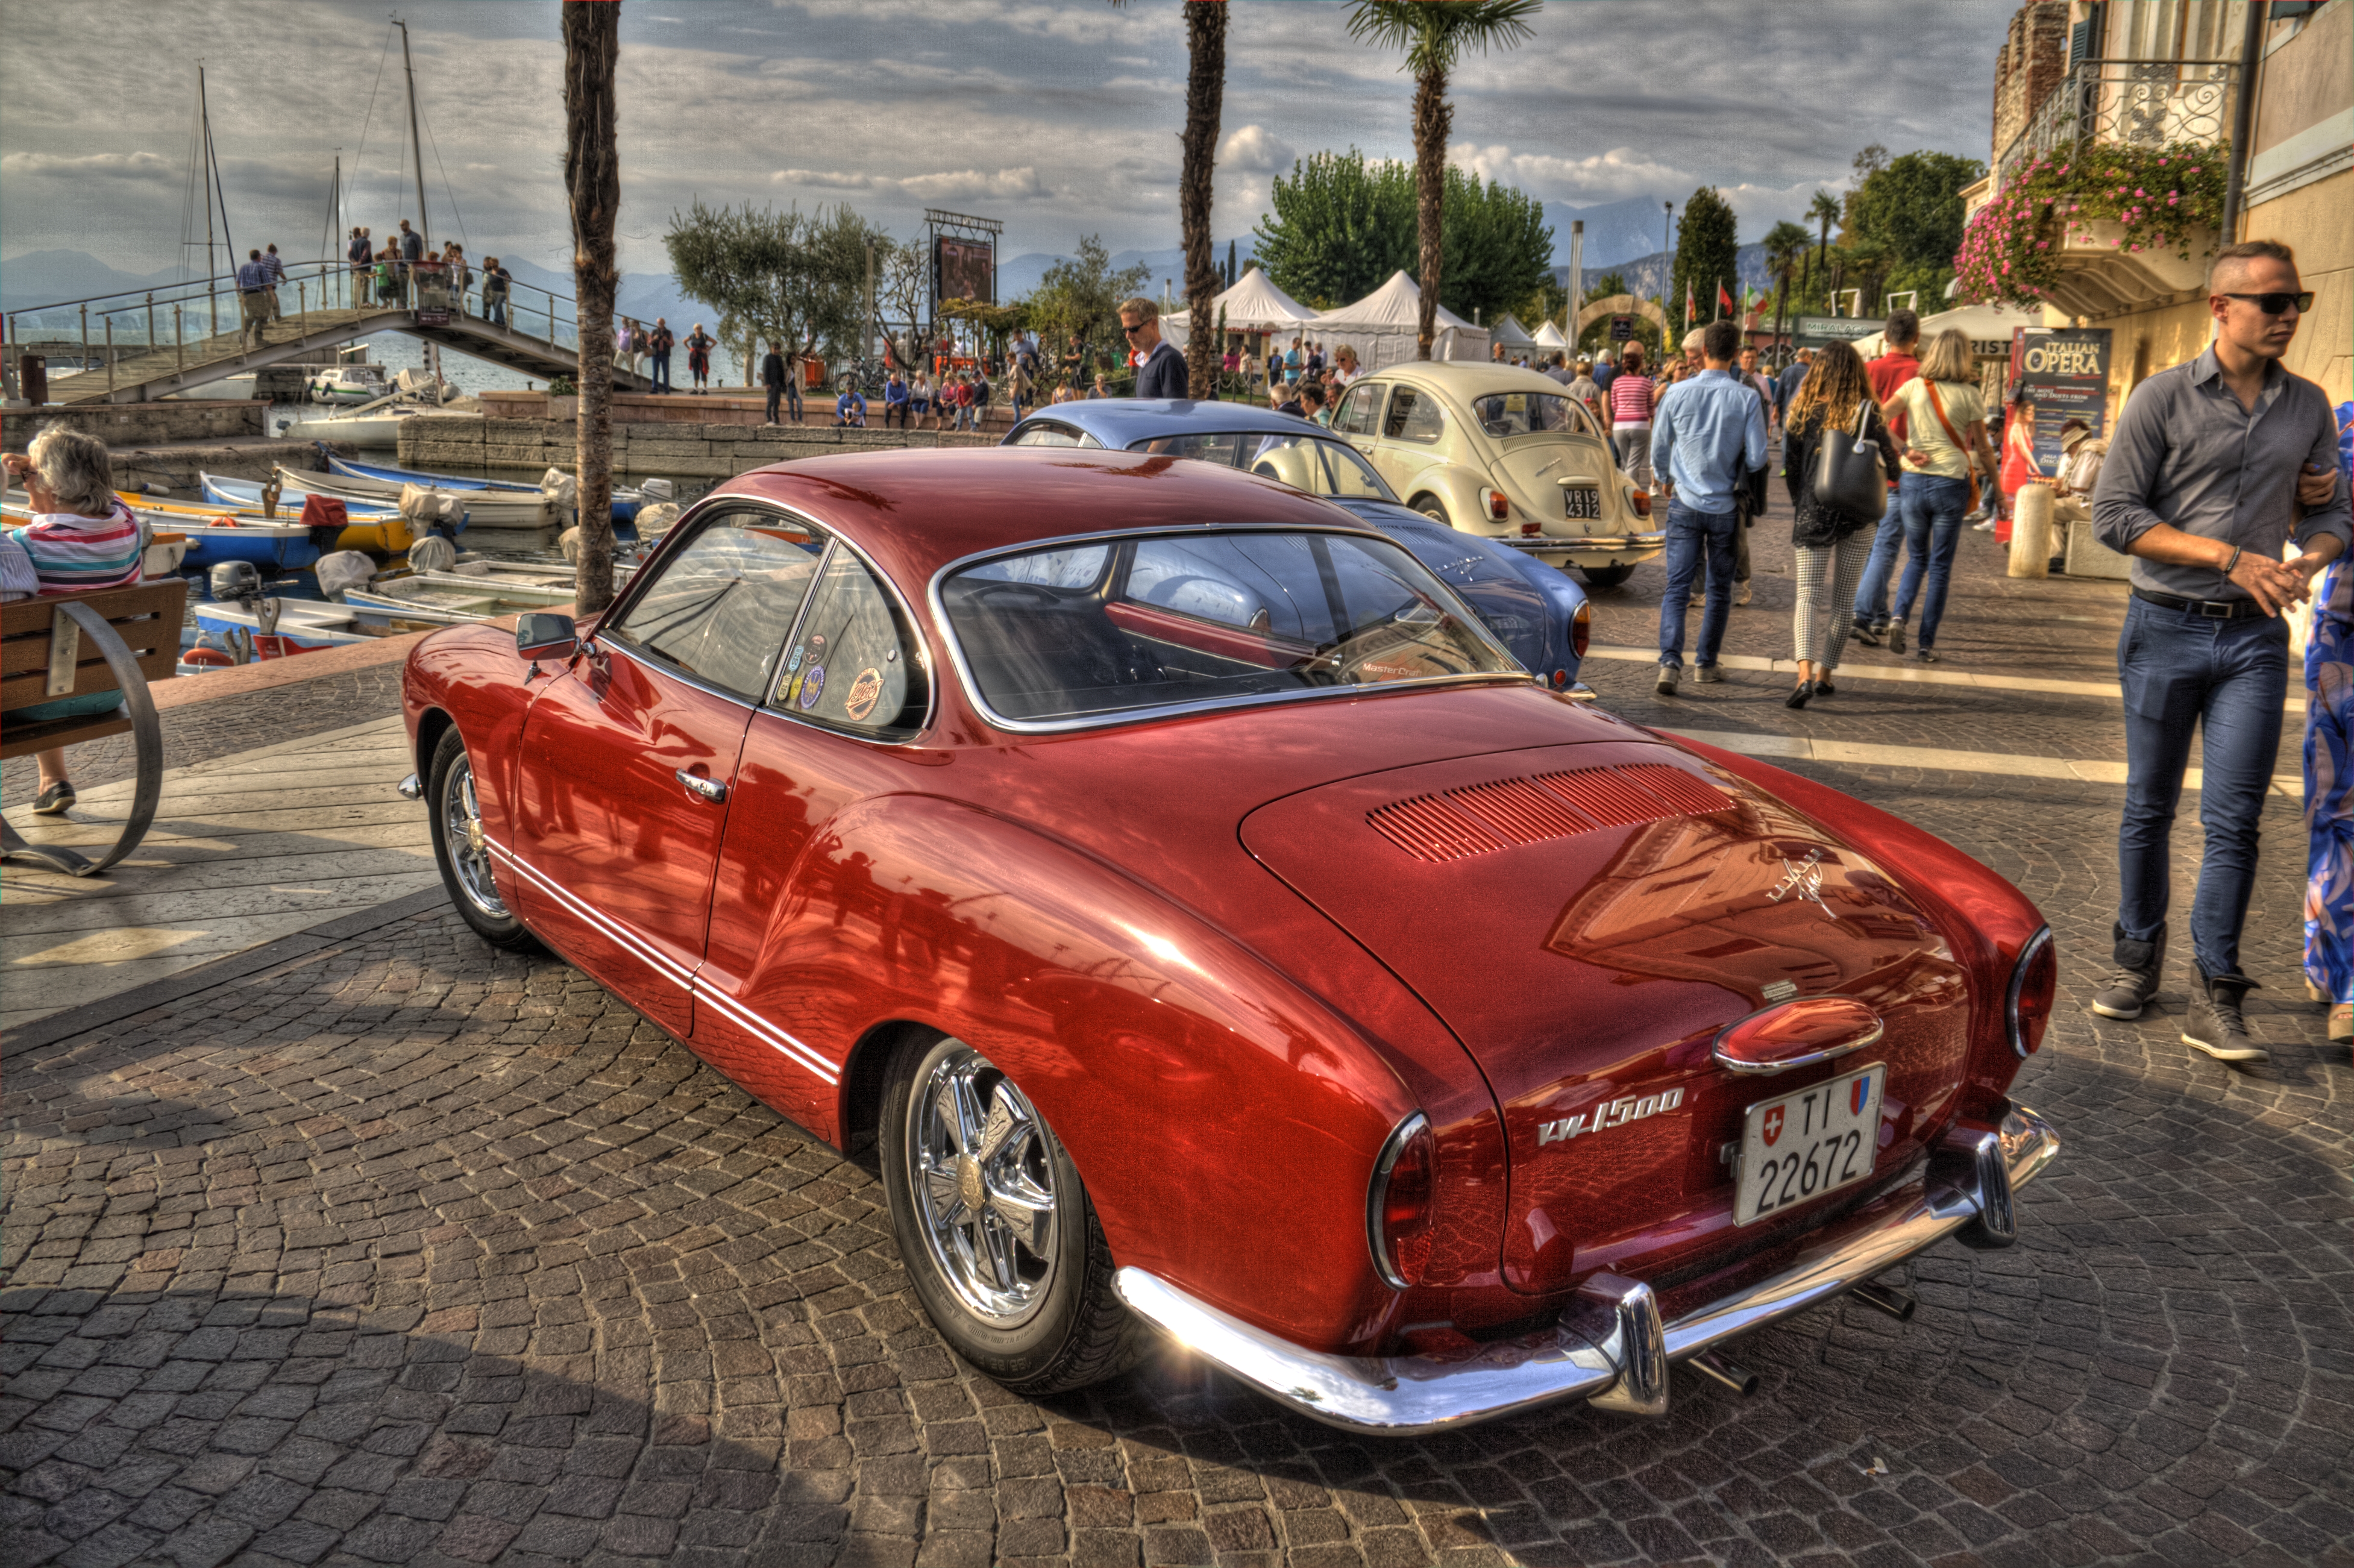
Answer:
[{"xmin": 939, "ymin": 530, "xmax": 1518, "ymax": 726}]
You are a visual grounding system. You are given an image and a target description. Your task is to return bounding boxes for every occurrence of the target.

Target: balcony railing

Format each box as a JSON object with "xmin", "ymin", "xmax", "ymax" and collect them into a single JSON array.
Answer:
[{"xmin": 1994, "ymin": 58, "xmax": 2238, "ymax": 193}]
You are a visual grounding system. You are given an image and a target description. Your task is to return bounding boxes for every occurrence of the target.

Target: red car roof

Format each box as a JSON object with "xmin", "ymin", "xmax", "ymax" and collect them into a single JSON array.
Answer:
[{"xmin": 704, "ymin": 447, "xmax": 1370, "ymax": 594}]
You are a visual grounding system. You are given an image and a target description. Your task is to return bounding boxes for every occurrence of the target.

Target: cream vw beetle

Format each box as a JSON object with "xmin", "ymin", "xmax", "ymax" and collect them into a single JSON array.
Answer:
[{"xmin": 1329, "ymin": 362, "xmax": 1666, "ymax": 588}]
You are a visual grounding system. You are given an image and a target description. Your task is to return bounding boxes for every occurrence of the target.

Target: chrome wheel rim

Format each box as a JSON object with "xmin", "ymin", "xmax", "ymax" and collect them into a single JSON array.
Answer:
[
  {"xmin": 439, "ymin": 753, "xmax": 507, "ymax": 919},
  {"xmin": 909, "ymin": 1045, "xmax": 1059, "ymax": 1325}
]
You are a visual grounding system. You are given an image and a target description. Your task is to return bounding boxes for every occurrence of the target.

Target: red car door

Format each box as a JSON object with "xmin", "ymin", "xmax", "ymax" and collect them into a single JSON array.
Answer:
[
  {"xmin": 696, "ymin": 538, "xmax": 935, "ymax": 1129},
  {"xmin": 509, "ymin": 509, "xmax": 829, "ymax": 1035}
]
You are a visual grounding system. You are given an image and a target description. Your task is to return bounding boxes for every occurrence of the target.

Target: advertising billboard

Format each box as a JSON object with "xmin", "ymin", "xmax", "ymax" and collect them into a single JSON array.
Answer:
[
  {"xmin": 934, "ymin": 237, "xmax": 996, "ymax": 306},
  {"xmin": 2009, "ymin": 327, "xmax": 2112, "ymax": 475}
]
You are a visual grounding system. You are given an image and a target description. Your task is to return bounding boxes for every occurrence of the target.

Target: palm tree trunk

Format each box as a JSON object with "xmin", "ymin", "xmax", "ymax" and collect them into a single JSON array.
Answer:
[
  {"xmin": 1179, "ymin": 1, "xmax": 1226, "ymax": 400},
  {"xmin": 1411, "ymin": 63, "xmax": 1448, "ymax": 360},
  {"xmin": 563, "ymin": 0, "xmax": 620, "ymax": 614}
]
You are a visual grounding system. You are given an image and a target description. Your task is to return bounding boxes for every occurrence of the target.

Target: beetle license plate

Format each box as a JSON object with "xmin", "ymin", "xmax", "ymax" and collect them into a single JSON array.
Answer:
[
  {"xmin": 1733, "ymin": 1063, "xmax": 1884, "ymax": 1226},
  {"xmin": 1562, "ymin": 486, "xmax": 1601, "ymax": 519}
]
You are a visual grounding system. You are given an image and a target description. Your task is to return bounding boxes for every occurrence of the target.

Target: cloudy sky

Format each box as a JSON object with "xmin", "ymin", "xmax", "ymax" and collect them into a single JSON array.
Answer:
[{"xmin": 1, "ymin": 0, "xmax": 2019, "ymax": 281}]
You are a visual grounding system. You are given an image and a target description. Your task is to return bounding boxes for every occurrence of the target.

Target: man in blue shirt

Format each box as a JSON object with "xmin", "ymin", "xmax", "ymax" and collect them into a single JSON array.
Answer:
[
  {"xmin": 835, "ymin": 386, "xmax": 868, "ymax": 428},
  {"xmin": 236, "ymin": 249, "xmax": 272, "ymax": 350},
  {"xmin": 1650, "ymin": 318, "xmax": 1768, "ymax": 694}
]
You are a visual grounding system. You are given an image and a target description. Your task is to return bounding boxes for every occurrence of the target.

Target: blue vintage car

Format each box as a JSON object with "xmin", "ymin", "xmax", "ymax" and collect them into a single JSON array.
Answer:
[{"xmin": 1003, "ymin": 401, "xmax": 1590, "ymax": 694}]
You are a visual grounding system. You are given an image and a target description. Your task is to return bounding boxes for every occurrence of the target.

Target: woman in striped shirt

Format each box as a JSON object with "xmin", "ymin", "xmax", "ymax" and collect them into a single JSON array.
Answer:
[
  {"xmin": 1607, "ymin": 346, "xmax": 1657, "ymax": 487},
  {"xmin": 4, "ymin": 427, "xmax": 143, "ymax": 814}
]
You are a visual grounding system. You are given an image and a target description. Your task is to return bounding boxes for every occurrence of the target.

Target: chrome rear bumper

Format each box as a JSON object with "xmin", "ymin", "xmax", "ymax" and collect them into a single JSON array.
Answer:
[
  {"xmin": 1114, "ymin": 1100, "xmax": 2057, "ymax": 1435},
  {"xmin": 1487, "ymin": 528, "xmax": 1668, "ymax": 557}
]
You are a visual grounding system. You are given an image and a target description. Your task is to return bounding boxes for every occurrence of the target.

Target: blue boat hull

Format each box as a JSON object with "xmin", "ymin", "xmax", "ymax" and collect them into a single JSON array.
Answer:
[
  {"xmin": 178, "ymin": 532, "xmax": 324, "ymax": 572},
  {"xmin": 328, "ymin": 454, "xmax": 642, "ymax": 524}
]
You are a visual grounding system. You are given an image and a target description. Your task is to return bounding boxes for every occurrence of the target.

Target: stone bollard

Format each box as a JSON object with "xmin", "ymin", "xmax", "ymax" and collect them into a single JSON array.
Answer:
[{"xmin": 2009, "ymin": 483, "xmax": 2054, "ymax": 578}]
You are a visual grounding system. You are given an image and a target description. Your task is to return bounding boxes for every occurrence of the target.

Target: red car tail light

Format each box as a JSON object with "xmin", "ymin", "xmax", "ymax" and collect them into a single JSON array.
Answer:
[
  {"xmin": 2006, "ymin": 926, "xmax": 2056, "ymax": 1056},
  {"xmin": 1630, "ymin": 490, "xmax": 1651, "ymax": 517},
  {"xmin": 1572, "ymin": 601, "xmax": 1591, "ymax": 659},
  {"xmin": 1483, "ymin": 488, "xmax": 1511, "ymax": 521},
  {"xmin": 1367, "ymin": 1112, "xmax": 1436, "ymax": 1288}
]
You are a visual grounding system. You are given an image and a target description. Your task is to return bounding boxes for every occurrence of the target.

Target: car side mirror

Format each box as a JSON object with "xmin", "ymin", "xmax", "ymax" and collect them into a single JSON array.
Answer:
[{"xmin": 515, "ymin": 612, "xmax": 579, "ymax": 663}]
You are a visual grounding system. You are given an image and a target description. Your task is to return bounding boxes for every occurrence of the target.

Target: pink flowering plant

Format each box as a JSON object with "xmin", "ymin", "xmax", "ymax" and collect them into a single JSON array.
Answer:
[{"xmin": 1954, "ymin": 140, "xmax": 2227, "ymax": 308}]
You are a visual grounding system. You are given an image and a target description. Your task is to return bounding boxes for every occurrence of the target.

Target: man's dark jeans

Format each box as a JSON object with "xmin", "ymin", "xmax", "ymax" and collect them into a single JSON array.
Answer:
[
  {"xmin": 651, "ymin": 353, "xmax": 672, "ymax": 393},
  {"xmin": 2117, "ymin": 594, "xmax": 2288, "ymax": 978},
  {"xmin": 1891, "ymin": 472, "xmax": 1970, "ymax": 647},
  {"xmin": 1658, "ymin": 501, "xmax": 1737, "ymax": 671},
  {"xmin": 765, "ymin": 386, "xmax": 783, "ymax": 423}
]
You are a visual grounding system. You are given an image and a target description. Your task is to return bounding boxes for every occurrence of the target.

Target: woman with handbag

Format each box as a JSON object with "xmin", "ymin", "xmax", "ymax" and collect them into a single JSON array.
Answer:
[
  {"xmin": 1781, "ymin": 341, "xmax": 1891, "ymax": 708},
  {"xmin": 1882, "ymin": 329, "xmax": 2002, "ymax": 662}
]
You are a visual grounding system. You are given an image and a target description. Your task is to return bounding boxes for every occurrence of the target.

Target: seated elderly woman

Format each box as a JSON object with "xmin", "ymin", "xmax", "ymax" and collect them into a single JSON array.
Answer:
[{"xmin": 2, "ymin": 427, "xmax": 143, "ymax": 815}]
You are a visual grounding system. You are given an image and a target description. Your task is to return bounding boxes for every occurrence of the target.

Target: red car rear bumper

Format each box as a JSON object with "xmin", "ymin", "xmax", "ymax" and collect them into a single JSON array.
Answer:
[{"xmin": 1114, "ymin": 1100, "xmax": 2059, "ymax": 1435}]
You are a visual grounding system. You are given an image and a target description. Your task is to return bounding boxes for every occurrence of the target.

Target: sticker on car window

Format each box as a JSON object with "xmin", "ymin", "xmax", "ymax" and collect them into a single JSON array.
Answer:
[
  {"xmin": 844, "ymin": 667, "xmax": 884, "ymax": 721},
  {"xmin": 799, "ymin": 663, "xmax": 826, "ymax": 709}
]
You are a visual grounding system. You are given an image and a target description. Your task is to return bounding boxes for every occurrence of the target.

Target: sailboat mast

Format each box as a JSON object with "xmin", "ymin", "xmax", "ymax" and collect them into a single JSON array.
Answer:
[
  {"xmin": 200, "ymin": 65, "xmax": 219, "ymax": 336},
  {"xmin": 399, "ymin": 20, "xmax": 428, "ymax": 255}
]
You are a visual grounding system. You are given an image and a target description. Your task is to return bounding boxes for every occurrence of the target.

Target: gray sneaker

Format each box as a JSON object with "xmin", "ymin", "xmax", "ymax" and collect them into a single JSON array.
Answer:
[
  {"xmin": 2089, "ymin": 926, "xmax": 2164, "ymax": 1019},
  {"xmin": 1656, "ymin": 666, "xmax": 1680, "ymax": 695},
  {"xmin": 1693, "ymin": 664, "xmax": 1724, "ymax": 685},
  {"xmin": 1886, "ymin": 621, "xmax": 1907, "ymax": 655},
  {"xmin": 2183, "ymin": 970, "xmax": 2267, "ymax": 1064}
]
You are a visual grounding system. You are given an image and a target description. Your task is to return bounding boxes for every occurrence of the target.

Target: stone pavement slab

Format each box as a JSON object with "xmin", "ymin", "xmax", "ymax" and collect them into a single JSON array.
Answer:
[{"xmin": 1, "ymin": 717, "xmax": 433, "ymax": 1035}]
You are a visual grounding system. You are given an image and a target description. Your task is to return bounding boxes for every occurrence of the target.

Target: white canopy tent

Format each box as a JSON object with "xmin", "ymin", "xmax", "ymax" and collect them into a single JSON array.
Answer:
[
  {"xmin": 1847, "ymin": 303, "xmax": 2045, "ymax": 360},
  {"xmin": 1531, "ymin": 320, "xmax": 1569, "ymax": 350},
  {"xmin": 1310, "ymin": 270, "xmax": 1490, "ymax": 371},
  {"xmin": 1488, "ymin": 313, "xmax": 1539, "ymax": 353},
  {"xmin": 1161, "ymin": 265, "xmax": 1318, "ymax": 348}
]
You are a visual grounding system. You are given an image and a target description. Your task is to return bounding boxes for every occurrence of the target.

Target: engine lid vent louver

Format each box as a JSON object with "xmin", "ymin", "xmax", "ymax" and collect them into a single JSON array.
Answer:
[{"xmin": 1368, "ymin": 764, "xmax": 1733, "ymax": 862}]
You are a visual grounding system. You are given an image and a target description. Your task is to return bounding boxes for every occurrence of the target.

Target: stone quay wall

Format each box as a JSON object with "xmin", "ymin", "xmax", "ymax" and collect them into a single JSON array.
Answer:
[
  {"xmin": 2, "ymin": 398, "xmax": 268, "ymax": 448},
  {"xmin": 398, "ymin": 415, "xmax": 1000, "ymax": 480}
]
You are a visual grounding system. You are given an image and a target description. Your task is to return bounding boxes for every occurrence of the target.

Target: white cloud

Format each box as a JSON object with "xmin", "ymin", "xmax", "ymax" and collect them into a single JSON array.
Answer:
[
  {"xmin": 1, "ymin": 150, "xmax": 175, "ymax": 182},
  {"xmin": 1218, "ymin": 125, "xmax": 1294, "ymax": 174},
  {"xmin": 1449, "ymin": 143, "xmax": 1685, "ymax": 202},
  {"xmin": 770, "ymin": 166, "xmax": 1051, "ymax": 202}
]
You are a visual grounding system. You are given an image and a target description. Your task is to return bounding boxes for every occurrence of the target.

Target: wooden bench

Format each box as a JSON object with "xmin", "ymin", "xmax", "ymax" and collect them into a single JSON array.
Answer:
[{"xmin": 1, "ymin": 579, "xmax": 186, "ymax": 876}]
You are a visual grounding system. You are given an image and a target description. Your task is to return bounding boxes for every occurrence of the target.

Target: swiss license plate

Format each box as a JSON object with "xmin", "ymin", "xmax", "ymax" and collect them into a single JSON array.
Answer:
[
  {"xmin": 1562, "ymin": 486, "xmax": 1601, "ymax": 519},
  {"xmin": 1733, "ymin": 1062, "xmax": 1884, "ymax": 1226}
]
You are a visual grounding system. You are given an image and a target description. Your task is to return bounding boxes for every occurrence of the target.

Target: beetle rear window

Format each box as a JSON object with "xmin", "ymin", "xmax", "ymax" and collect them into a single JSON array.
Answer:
[{"xmin": 940, "ymin": 531, "xmax": 1518, "ymax": 725}]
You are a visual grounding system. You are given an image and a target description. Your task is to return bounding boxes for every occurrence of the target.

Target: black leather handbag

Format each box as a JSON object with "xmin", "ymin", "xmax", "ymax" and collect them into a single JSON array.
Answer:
[{"xmin": 1814, "ymin": 403, "xmax": 1888, "ymax": 522}]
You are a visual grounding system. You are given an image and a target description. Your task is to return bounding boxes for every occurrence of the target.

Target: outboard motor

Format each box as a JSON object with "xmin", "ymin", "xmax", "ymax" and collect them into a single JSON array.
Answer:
[{"xmin": 209, "ymin": 561, "xmax": 262, "ymax": 607}]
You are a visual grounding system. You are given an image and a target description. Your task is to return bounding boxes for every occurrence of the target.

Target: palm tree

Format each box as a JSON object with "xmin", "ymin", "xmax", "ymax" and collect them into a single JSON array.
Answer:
[
  {"xmin": 1806, "ymin": 189, "xmax": 1841, "ymax": 318},
  {"xmin": 1348, "ymin": 0, "xmax": 1542, "ymax": 359},
  {"xmin": 563, "ymin": 0, "xmax": 620, "ymax": 613},
  {"xmin": 1762, "ymin": 220, "xmax": 1810, "ymax": 362},
  {"xmin": 1178, "ymin": 2, "xmax": 1228, "ymax": 398}
]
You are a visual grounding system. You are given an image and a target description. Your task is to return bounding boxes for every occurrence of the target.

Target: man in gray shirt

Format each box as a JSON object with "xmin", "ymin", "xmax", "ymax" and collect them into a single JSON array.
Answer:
[{"xmin": 2089, "ymin": 239, "xmax": 2349, "ymax": 1062}]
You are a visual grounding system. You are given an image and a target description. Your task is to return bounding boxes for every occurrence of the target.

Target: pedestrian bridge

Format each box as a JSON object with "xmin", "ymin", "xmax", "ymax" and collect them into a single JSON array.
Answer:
[{"xmin": 13, "ymin": 260, "xmax": 650, "ymax": 406}]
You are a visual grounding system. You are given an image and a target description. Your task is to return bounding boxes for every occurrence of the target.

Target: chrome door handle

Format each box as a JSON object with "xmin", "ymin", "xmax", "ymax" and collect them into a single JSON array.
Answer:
[{"xmin": 675, "ymin": 770, "xmax": 727, "ymax": 803}]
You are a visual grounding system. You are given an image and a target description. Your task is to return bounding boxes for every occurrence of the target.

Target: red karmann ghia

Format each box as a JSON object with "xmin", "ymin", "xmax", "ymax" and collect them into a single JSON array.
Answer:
[{"xmin": 400, "ymin": 449, "xmax": 2058, "ymax": 1434}]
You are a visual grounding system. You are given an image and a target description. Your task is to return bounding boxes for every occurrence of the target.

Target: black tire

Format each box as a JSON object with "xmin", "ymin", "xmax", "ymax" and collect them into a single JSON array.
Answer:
[
  {"xmin": 425, "ymin": 726, "xmax": 541, "ymax": 953},
  {"xmin": 1413, "ymin": 497, "xmax": 1450, "ymax": 525},
  {"xmin": 1581, "ymin": 563, "xmax": 1636, "ymax": 588},
  {"xmin": 879, "ymin": 1031, "xmax": 1142, "ymax": 1396}
]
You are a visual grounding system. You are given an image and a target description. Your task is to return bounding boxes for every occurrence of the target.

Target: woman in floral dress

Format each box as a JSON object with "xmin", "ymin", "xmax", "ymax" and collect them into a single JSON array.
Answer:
[{"xmin": 2301, "ymin": 401, "xmax": 2354, "ymax": 1041}]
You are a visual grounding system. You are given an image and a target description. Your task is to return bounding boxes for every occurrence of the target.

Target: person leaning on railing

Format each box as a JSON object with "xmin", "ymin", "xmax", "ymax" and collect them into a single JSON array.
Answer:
[{"xmin": 1, "ymin": 429, "xmax": 144, "ymax": 816}]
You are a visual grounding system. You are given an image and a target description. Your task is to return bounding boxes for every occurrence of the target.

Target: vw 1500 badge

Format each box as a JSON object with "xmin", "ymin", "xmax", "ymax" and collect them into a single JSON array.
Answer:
[{"xmin": 1538, "ymin": 1085, "xmax": 1684, "ymax": 1146}]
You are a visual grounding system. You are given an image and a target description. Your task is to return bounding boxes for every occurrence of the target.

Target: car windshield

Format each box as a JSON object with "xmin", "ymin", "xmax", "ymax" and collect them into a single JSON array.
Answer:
[
  {"xmin": 1472, "ymin": 391, "xmax": 1591, "ymax": 439},
  {"xmin": 939, "ymin": 530, "xmax": 1519, "ymax": 726},
  {"xmin": 1129, "ymin": 432, "xmax": 1398, "ymax": 503}
]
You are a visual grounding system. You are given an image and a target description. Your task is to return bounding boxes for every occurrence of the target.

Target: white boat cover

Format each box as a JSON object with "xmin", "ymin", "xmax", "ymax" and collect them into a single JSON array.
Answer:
[
  {"xmin": 1162, "ymin": 266, "xmax": 1320, "ymax": 347},
  {"xmin": 1309, "ymin": 271, "xmax": 1490, "ymax": 371}
]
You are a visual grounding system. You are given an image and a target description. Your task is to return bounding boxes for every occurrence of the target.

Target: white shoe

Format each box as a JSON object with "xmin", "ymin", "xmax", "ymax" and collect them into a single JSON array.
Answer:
[{"xmin": 1973, "ymin": 519, "xmax": 1997, "ymax": 532}]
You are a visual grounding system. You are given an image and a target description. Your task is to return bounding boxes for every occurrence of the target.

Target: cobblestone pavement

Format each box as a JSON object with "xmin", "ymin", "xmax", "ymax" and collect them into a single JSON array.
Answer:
[
  {"xmin": 0, "ymin": 664, "xmax": 407, "ymax": 812},
  {"xmin": 5, "ymin": 488, "xmax": 2353, "ymax": 1567}
]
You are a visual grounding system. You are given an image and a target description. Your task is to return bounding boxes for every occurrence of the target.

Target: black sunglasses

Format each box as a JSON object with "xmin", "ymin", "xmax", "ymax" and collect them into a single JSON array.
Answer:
[
  {"xmin": 2220, "ymin": 291, "xmax": 2313, "ymax": 315},
  {"xmin": 1119, "ymin": 321, "xmax": 1145, "ymax": 336}
]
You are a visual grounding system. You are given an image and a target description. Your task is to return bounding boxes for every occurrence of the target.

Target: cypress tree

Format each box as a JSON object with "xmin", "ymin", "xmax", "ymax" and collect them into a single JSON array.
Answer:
[{"xmin": 1668, "ymin": 186, "xmax": 1738, "ymax": 334}]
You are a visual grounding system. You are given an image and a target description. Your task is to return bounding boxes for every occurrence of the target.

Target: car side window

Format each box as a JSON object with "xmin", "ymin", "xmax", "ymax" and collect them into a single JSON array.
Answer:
[
  {"xmin": 1009, "ymin": 422, "xmax": 1097, "ymax": 448},
  {"xmin": 1385, "ymin": 387, "xmax": 1445, "ymax": 444},
  {"xmin": 774, "ymin": 547, "xmax": 930, "ymax": 738},
  {"xmin": 1332, "ymin": 383, "xmax": 1384, "ymax": 438},
  {"xmin": 602, "ymin": 510, "xmax": 827, "ymax": 700}
]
